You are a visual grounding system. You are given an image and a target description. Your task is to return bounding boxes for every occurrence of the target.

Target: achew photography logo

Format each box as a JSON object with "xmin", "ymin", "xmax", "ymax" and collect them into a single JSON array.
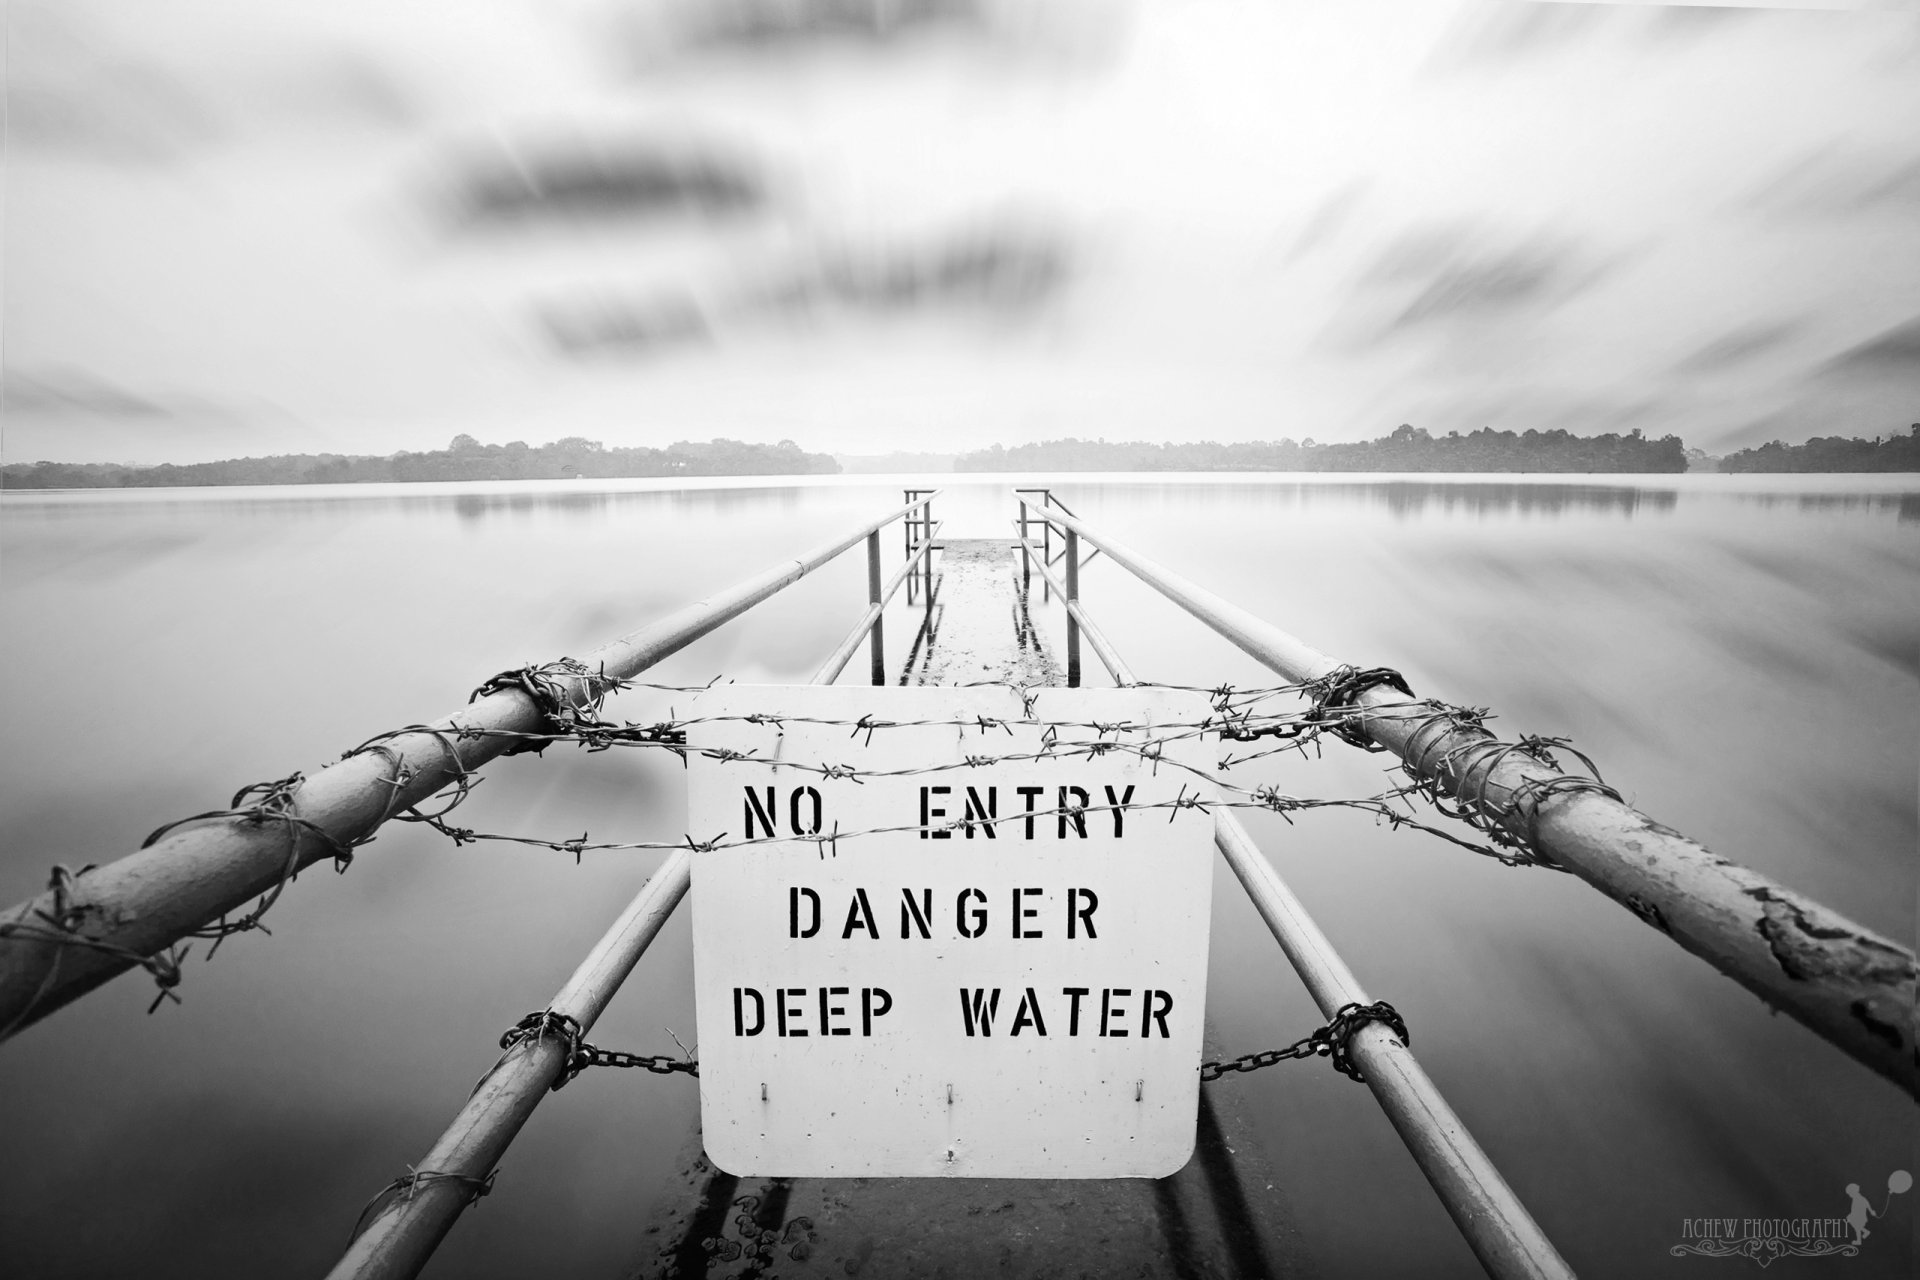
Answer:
[{"xmin": 1671, "ymin": 1171, "xmax": 1911, "ymax": 1267}]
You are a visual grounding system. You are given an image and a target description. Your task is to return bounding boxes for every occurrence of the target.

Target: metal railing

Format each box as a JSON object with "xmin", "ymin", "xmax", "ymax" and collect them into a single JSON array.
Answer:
[
  {"xmin": 0, "ymin": 493, "xmax": 939, "ymax": 1039},
  {"xmin": 333, "ymin": 497, "xmax": 942, "ymax": 1277},
  {"xmin": 1012, "ymin": 491, "xmax": 1917, "ymax": 1095},
  {"xmin": 1014, "ymin": 490, "xmax": 1574, "ymax": 1280}
]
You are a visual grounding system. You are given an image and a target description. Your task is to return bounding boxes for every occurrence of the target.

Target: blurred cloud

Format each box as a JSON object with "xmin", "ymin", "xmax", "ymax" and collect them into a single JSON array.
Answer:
[
  {"xmin": 1669, "ymin": 322, "xmax": 1803, "ymax": 375},
  {"xmin": 756, "ymin": 220, "xmax": 1070, "ymax": 318},
  {"xmin": 1284, "ymin": 183, "xmax": 1370, "ymax": 264},
  {"xmin": 4, "ymin": 368, "xmax": 172, "ymax": 418},
  {"xmin": 1427, "ymin": 0, "xmax": 1625, "ymax": 71},
  {"xmin": 542, "ymin": 292, "xmax": 713, "ymax": 357},
  {"xmin": 596, "ymin": 0, "xmax": 1124, "ymax": 75},
  {"xmin": 1351, "ymin": 222, "xmax": 1615, "ymax": 337},
  {"xmin": 252, "ymin": 48, "xmax": 423, "ymax": 133},
  {"xmin": 1634, "ymin": 5, "xmax": 1760, "ymax": 45},
  {"xmin": 0, "ymin": 368, "xmax": 326, "ymax": 465},
  {"xmin": 632, "ymin": 0, "xmax": 989, "ymax": 54},
  {"xmin": 1817, "ymin": 314, "xmax": 1920, "ymax": 378},
  {"xmin": 1706, "ymin": 315, "xmax": 1920, "ymax": 453},
  {"xmin": 5, "ymin": 1, "xmax": 1917, "ymax": 460},
  {"xmin": 435, "ymin": 134, "xmax": 769, "ymax": 232},
  {"xmin": 6, "ymin": 5, "xmax": 219, "ymax": 160},
  {"xmin": 1745, "ymin": 147, "xmax": 1920, "ymax": 220},
  {"xmin": 6, "ymin": 4, "xmax": 425, "ymax": 159},
  {"xmin": 536, "ymin": 217, "xmax": 1070, "ymax": 357}
]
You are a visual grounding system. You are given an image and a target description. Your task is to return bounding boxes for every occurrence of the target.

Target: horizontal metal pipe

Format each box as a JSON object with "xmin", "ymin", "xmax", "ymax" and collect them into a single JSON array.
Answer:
[
  {"xmin": 0, "ymin": 495, "xmax": 938, "ymax": 1040},
  {"xmin": 1215, "ymin": 813, "xmax": 1574, "ymax": 1280},
  {"xmin": 811, "ymin": 520, "xmax": 943, "ymax": 684},
  {"xmin": 1025, "ymin": 497, "xmax": 1917, "ymax": 1094},
  {"xmin": 328, "ymin": 850, "xmax": 692, "ymax": 1280},
  {"xmin": 1013, "ymin": 533, "xmax": 1133, "ymax": 685}
]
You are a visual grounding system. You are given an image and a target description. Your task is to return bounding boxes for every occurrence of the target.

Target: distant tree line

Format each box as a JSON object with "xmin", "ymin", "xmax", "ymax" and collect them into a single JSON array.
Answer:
[
  {"xmin": 1717, "ymin": 425, "xmax": 1920, "ymax": 473},
  {"xmin": 956, "ymin": 425, "xmax": 1689, "ymax": 473},
  {"xmin": 0, "ymin": 435, "xmax": 842, "ymax": 489}
]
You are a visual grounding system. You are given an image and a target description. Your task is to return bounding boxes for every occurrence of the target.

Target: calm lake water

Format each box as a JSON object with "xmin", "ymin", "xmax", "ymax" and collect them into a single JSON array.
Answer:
[{"xmin": 1, "ymin": 473, "xmax": 1914, "ymax": 1279}]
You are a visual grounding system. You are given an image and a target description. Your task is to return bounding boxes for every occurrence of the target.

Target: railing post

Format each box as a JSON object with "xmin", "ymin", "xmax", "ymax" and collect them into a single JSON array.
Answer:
[
  {"xmin": 866, "ymin": 530, "xmax": 885, "ymax": 685},
  {"xmin": 921, "ymin": 494, "xmax": 935, "ymax": 607},
  {"xmin": 1042, "ymin": 493, "xmax": 1053, "ymax": 590},
  {"xmin": 1064, "ymin": 526, "xmax": 1081, "ymax": 688},
  {"xmin": 1017, "ymin": 499, "xmax": 1031, "ymax": 587},
  {"xmin": 902, "ymin": 489, "xmax": 916, "ymax": 604}
]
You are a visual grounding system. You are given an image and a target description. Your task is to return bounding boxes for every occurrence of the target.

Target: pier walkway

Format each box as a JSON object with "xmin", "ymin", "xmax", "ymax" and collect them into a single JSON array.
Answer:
[{"xmin": 638, "ymin": 535, "xmax": 1302, "ymax": 1279}]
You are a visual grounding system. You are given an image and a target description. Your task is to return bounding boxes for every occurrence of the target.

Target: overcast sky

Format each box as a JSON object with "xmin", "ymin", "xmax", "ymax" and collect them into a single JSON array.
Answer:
[{"xmin": 5, "ymin": 0, "xmax": 1917, "ymax": 463}]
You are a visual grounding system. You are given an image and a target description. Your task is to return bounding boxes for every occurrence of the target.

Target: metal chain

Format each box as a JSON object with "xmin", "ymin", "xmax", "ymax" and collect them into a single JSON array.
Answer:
[
  {"xmin": 1200, "ymin": 1000, "xmax": 1409, "ymax": 1084},
  {"xmin": 575, "ymin": 1045, "xmax": 700, "ymax": 1077},
  {"xmin": 496, "ymin": 1009, "xmax": 698, "ymax": 1090},
  {"xmin": 493, "ymin": 1001, "xmax": 1405, "ymax": 1090}
]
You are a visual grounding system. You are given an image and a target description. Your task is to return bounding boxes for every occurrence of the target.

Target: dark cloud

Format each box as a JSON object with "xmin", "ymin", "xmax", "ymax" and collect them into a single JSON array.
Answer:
[
  {"xmin": 1817, "ymin": 315, "xmax": 1920, "ymax": 379},
  {"xmin": 595, "ymin": 0, "xmax": 1122, "ymax": 77},
  {"xmin": 764, "ymin": 223, "xmax": 1071, "ymax": 316},
  {"xmin": 541, "ymin": 292, "xmax": 712, "ymax": 357},
  {"xmin": 441, "ymin": 137, "xmax": 768, "ymax": 230},
  {"xmin": 537, "ymin": 219, "xmax": 1071, "ymax": 357},
  {"xmin": 651, "ymin": 0, "xmax": 988, "ymax": 55},
  {"xmin": 1704, "ymin": 318, "xmax": 1920, "ymax": 453},
  {"xmin": 1670, "ymin": 321, "xmax": 1803, "ymax": 375},
  {"xmin": 1359, "ymin": 223, "xmax": 1608, "ymax": 333}
]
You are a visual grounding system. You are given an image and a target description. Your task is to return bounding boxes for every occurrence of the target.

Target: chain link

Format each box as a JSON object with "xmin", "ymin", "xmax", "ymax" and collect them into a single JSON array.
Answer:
[
  {"xmin": 576, "ymin": 1046, "xmax": 700, "ymax": 1077},
  {"xmin": 1200, "ymin": 1000, "xmax": 1409, "ymax": 1084},
  {"xmin": 496, "ymin": 1009, "xmax": 698, "ymax": 1090}
]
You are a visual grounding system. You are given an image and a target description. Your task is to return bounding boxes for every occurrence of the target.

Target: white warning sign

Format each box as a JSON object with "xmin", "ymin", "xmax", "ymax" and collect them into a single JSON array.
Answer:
[{"xmin": 684, "ymin": 685, "xmax": 1217, "ymax": 1178}]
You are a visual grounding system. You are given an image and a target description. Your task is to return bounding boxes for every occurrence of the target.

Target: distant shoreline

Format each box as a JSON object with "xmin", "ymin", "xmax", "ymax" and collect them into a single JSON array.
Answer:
[{"xmin": 6, "ymin": 426, "xmax": 1916, "ymax": 489}]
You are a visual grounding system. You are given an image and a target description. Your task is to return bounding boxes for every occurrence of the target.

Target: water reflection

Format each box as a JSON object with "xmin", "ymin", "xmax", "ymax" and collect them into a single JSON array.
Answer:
[
  {"xmin": 0, "ymin": 482, "xmax": 820, "ymax": 527},
  {"xmin": 1729, "ymin": 490, "xmax": 1920, "ymax": 523},
  {"xmin": 447, "ymin": 485, "xmax": 808, "ymax": 524},
  {"xmin": 1105, "ymin": 479, "xmax": 1681, "ymax": 519}
]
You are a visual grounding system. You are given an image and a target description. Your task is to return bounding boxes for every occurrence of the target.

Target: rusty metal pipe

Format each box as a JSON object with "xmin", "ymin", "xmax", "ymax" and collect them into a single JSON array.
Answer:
[
  {"xmin": 0, "ymin": 494, "xmax": 939, "ymax": 1040},
  {"xmin": 1020, "ymin": 496, "xmax": 1917, "ymax": 1094}
]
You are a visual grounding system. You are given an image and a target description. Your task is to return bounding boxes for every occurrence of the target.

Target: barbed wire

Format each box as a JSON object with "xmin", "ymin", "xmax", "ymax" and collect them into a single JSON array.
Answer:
[
  {"xmin": 349, "ymin": 1165, "xmax": 498, "ymax": 1243},
  {"xmin": 6, "ymin": 660, "xmax": 1622, "ymax": 1018},
  {"xmin": 379, "ymin": 665, "xmax": 1570, "ymax": 868}
]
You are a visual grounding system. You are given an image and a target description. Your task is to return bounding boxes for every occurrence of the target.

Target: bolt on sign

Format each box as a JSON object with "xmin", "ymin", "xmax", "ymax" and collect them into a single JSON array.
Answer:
[{"xmin": 684, "ymin": 685, "xmax": 1217, "ymax": 1178}]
